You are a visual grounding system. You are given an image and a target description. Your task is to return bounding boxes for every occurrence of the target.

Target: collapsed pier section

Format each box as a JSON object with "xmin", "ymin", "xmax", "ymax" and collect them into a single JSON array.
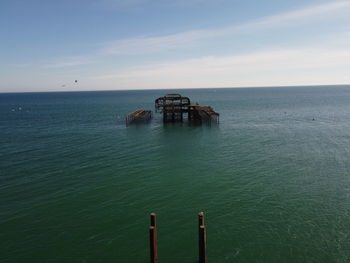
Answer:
[
  {"xmin": 126, "ymin": 110, "xmax": 152, "ymax": 125},
  {"xmin": 189, "ymin": 104, "xmax": 219, "ymax": 124}
]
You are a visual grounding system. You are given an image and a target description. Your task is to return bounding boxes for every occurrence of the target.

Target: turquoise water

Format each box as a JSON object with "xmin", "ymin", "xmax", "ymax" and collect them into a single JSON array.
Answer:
[{"xmin": 2, "ymin": 86, "xmax": 350, "ymax": 262}]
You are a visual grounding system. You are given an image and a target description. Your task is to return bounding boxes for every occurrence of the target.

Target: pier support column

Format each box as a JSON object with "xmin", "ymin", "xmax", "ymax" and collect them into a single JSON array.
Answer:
[
  {"xmin": 198, "ymin": 212, "xmax": 206, "ymax": 263},
  {"xmin": 149, "ymin": 213, "xmax": 157, "ymax": 263}
]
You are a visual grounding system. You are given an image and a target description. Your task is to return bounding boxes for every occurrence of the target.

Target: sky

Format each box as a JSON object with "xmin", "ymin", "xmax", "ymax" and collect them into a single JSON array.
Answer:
[{"xmin": 1, "ymin": 0, "xmax": 350, "ymax": 92}]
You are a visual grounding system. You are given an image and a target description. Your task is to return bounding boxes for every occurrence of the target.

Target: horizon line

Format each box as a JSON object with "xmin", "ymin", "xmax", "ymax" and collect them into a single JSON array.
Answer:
[{"xmin": 1, "ymin": 83, "xmax": 350, "ymax": 94}]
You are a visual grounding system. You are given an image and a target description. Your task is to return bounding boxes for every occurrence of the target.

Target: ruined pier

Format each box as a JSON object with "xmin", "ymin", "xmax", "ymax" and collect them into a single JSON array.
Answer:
[
  {"xmin": 125, "ymin": 93, "xmax": 219, "ymax": 125},
  {"xmin": 155, "ymin": 93, "xmax": 219, "ymax": 124}
]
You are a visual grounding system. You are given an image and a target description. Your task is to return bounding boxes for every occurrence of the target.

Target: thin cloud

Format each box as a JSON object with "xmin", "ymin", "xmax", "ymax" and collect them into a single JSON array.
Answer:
[
  {"xmin": 101, "ymin": 1, "xmax": 350, "ymax": 55},
  {"xmin": 12, "ymin": 63, "xmax": 31, "ymax": 68},
  {"xmin": 99, "ymin": 0, "xmax": 148, "ymax": 9},
  {"xmin": 99, "ymin": 0, "xmax": 222, "ymax": 9},
  {"xmin": 43, "ymin": 57, "xmax": 91, "ymax": 68},
  {"xmin": 101, "ymin": 30, "xmax": 207, "ymax": 55},
  {"xmin": 44, "ymin": 1, "xmax": 350, "ymax": 68},
  {"xmin": 245, "ymin": 0, "xmax": 350, "ymax": 28}
]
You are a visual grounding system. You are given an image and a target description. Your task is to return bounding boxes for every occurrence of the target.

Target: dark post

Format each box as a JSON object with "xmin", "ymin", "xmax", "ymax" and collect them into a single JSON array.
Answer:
[
  {"xmin": 149, "ymin": 226, "xmax": 157, "ymax": 263},
  {"xmin": 199, "ymin": 226, "xmax": 206, "ymax": 263},
  {"xmin": 150, "ymin": 213, "xmax": 157, "ymax": 227},
  {"xmin": 198, "ymin": 212, "xmax": 206, "ymax": 263},
  {"xmin": 198, "ymin": 212, "xmax": 204, "ymax": 227},
  {"xmin": 149, "ymin": 213, "xmax": 157, "ymax": 263}
]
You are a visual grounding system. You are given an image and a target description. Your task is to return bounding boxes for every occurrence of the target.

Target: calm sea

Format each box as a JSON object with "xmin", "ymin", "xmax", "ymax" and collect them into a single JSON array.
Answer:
[{"xmin": 2, "ymin": 86, "xmax": 350, "ymax": 262}]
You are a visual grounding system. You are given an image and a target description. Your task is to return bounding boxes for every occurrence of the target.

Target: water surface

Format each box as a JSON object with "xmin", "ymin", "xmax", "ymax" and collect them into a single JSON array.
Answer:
[{"xmin": 1, "ymin": 86, "xmax": 350, "ymax": 262}]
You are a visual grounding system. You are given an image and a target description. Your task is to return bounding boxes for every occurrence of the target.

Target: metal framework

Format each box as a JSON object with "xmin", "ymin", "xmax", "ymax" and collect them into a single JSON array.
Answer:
[
  {"xmin": 155, "ymin": 94, "xmax": 219, "ymax": 123},
  {"xmin": 155, "ymin": 94, "xmax": 191, "ymax": 122}
]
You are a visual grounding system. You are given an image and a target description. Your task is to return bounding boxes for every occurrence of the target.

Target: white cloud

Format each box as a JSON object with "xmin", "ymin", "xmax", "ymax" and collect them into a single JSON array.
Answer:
[
  {"xmin": 38, "ymin": 0, "xmax": 350, "ymax": 91},
  {"xmin": 101, "ymin": 1, "xmax": 350, "ymax": 54},
  {"xmin": 42, "ymin": 1, "xmax": 350, "ymax": 67},
  {"xmin": 101, "ymin": 1, "xmax": 350, "ymax": 55},
  {"xmin": 91, "ymin": 47, "xmax": 350, "ymax": 89}
]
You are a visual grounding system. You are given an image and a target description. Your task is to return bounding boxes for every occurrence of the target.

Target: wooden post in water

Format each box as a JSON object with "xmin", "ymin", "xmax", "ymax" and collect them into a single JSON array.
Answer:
[
  {"xmin": 199, "ymin": 226, "xmax": 207, "ymax": 263},
  {"xmin": 198, "ymin": 212, "xmax": 206, "ymax": 263},
  {"xmin": 149, "ymin": 213, "xmax": 157, "ymax": 263}
]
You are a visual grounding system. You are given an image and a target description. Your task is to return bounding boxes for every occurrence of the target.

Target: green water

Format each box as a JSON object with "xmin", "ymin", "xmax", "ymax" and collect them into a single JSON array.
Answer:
[{"xmin": 2, "ymin": 86, "xmax": 350, "ymax": 262}]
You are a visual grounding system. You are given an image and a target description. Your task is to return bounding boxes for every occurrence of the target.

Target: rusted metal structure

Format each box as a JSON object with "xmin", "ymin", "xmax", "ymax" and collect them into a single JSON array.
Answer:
[
  {"xmin": 155, "ymin": 94, "xmax": 191, "ymax": 122},
  {"xmin": 126, "ymin": 110, "xmax": 152, "ymax": 125},
  {"xmin": 155, "ymin": 94, "xmax": 219, "ymax": 124}
]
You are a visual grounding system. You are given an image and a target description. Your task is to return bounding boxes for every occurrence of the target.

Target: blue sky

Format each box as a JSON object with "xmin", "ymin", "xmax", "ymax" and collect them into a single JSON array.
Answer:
[{"xmin": 1, "ymin": 0, "xmax": 350, "ymax": 92}]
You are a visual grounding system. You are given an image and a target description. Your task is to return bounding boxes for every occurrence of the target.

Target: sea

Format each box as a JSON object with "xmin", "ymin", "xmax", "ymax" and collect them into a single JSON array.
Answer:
[{"xmin": 1, "ymin": 85, "xmax": 350, "ymax": 263}]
